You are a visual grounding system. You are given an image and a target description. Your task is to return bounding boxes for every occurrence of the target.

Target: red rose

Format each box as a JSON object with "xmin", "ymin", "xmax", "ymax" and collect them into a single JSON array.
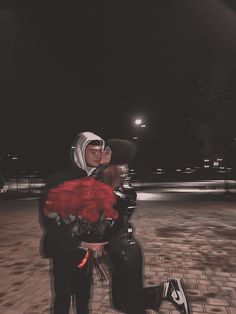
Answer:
[
  {"xmin": 82, "ymin": 206, "xmax": 100, "ymax": 223},
  {"xmin": 44, "ymin": 177, "xmax": 118, "ymax": 223}
]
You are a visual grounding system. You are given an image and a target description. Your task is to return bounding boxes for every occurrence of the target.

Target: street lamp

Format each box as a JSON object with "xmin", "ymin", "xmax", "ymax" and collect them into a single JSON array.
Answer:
[
  {"xmin": 132, "ymin": 117, "xmax": 148, "ymax": 141},
  {"xmin": 134, "ymin": 118, "xmax": 147, "ymax": 128},
  {"xmin": 134, "ymin": 118, "xmax": 142, "ymax": 126}
]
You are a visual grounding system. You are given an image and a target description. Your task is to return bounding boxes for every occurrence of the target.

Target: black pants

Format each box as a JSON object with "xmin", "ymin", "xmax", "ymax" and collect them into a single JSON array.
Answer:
[
  {"xmin": 52, "ymin": 250, "xmax": 92, "ymax": 314},
  {"xmin": 109, "ymin": 241, "xmax": 163, "ymax": 314}
]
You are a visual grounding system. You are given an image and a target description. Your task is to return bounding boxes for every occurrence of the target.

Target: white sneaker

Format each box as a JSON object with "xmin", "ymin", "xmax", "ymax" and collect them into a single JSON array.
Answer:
[{"xmin": 162, "ymin": 278, "xmax": 190, "ymax": 314}]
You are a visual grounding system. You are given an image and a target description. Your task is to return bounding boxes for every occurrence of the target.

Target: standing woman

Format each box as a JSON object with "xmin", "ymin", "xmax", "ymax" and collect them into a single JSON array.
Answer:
[{"xmin": 93, "ymin": 139, "xmax": 190, "ymax": 314}]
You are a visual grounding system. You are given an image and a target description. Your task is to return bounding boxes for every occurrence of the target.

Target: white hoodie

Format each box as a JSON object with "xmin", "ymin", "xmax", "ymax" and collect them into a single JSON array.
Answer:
[{"xmin": 72, "ymin": 132, "xmax": 105, "ymax": 175}]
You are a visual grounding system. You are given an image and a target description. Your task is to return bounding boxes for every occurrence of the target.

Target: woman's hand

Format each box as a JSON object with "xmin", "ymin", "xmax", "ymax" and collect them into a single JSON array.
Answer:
[{"xmin": 81, "ymin": 241, "xmax": 108, "ymax": 251}]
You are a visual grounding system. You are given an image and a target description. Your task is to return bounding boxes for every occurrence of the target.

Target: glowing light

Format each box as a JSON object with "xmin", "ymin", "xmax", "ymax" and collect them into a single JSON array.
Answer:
[{"xmin": 134, "ymin": 119, "xmax": 142, "ymax": 125}]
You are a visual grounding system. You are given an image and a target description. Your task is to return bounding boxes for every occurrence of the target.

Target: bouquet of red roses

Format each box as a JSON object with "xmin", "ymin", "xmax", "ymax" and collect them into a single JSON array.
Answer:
[{"xmin": 44, "ymin": 177, "xmax": 119, "ymax": 242}]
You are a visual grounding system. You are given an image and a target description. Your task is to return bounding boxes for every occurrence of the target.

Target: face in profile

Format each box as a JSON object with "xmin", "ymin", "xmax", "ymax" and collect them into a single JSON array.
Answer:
[
  {"xmin": 100, "ymin": 146, "xmax": 112, "ymax": 165},
  {"xmin": 85, "ymin": 144, "xmax": 103, "ymax": 167}
]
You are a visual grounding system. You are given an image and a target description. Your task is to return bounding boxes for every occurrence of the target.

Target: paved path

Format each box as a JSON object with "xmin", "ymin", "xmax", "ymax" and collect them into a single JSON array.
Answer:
[{"xmin": 0, "ymin": 192, "xmax": 236, "ymax": 314}]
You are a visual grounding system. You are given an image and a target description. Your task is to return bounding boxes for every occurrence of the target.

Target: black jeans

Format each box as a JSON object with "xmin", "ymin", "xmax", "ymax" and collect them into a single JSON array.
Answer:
[
  {"xmin": 52, "ymin": 250, "xmax": 92, "ymax": 314},
  {"xmin": 109, "ymin": 241, "xmax": 163, "ymax": 314}
]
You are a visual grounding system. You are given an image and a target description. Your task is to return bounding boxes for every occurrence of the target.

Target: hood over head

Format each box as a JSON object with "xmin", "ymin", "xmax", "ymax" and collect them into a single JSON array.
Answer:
[{"xmin": 71, "ymin": 132, "xmax": 105, "ymax": 175}]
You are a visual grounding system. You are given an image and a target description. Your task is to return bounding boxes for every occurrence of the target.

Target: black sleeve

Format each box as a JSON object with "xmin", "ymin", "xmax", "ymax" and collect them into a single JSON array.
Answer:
[
  {"xmin": 114, "ymin": 184, "xmax": 137, "ymax": 219},
  {"xmin": 39, "ymin": 166, "xmax": 87, "ymax": 231},
  {"xmin": 39, "ymin": 172, "xmax": 86, "ymax": 257}
]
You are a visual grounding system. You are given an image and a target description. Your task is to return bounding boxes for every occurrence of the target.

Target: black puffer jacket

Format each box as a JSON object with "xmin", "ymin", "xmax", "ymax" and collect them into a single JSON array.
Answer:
[
  {"xmin": 39, "ymin": 165, "xmax": 87, "ymax": 258},
  {"xmin": 92, "ymin": 164, "xmax": 137, "ymax": 252},
  {"xmin": 108, "ymin": 182, "xmax": 137, "ymax": 252}
]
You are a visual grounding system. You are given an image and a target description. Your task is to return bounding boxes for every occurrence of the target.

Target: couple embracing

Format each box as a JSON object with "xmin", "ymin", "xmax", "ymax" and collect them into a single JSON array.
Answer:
[{"xmin": 40, "ymin": 131, "xmax": 190, "ymax": 314}]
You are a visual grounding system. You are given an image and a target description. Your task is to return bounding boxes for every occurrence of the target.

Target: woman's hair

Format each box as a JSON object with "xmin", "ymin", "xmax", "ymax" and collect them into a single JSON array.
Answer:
[
  {"xmin": 94, "ymin": 139, "xmax": 137, "ymax": 189},
  {"xmin": 102, "ymin": 165, "xmax": 123, "ymax": 189}
]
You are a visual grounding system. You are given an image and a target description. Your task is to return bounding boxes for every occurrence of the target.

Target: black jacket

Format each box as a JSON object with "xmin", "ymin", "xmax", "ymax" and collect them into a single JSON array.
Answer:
[
  {"xmin": 39, "ymin": 164, "xmax": 87, "ymax": 258},
  {"xmin": 107, "ymin": 183, "xmax": 137, "ymax": 252},
  {"xmin": 91, "ymin": 164, "xmax": 137, "ymax": 251}
]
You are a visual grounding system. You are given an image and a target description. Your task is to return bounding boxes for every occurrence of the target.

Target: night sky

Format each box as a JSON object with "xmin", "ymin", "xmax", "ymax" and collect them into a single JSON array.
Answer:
[{"xmin": 1, "ymin": 1, "xmax": 236, "ymax": 175}]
